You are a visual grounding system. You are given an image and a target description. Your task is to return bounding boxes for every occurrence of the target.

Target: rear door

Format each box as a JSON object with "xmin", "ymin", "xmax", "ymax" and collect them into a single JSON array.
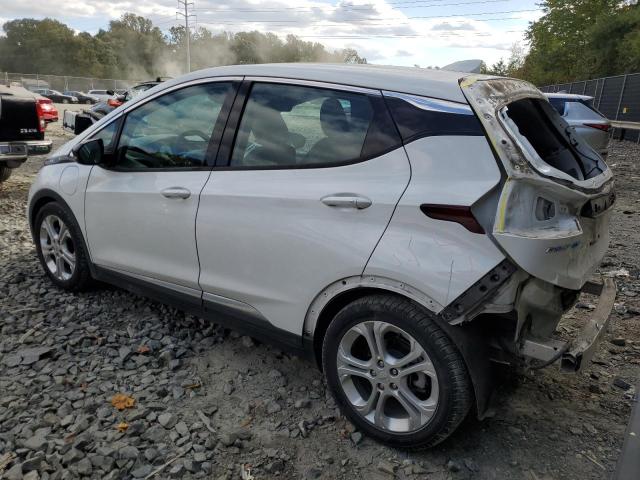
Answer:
[
  {"xmin": 84, "ymin": 79, "xmax": 238, "ymax": 294},
  {"xmin": 196, "ymin": 79, "xmax": 410, "ymax": 335}
]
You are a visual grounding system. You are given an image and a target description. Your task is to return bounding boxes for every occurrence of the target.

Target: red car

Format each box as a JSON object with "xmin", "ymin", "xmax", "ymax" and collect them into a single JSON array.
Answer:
[{"xmin": 35, "ymin": 97, "xmax": 58, "ymax": 123}]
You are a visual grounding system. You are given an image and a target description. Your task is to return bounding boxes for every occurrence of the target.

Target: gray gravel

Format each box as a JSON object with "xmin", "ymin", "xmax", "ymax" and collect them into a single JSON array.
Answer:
[{"xmin": 0, "ymin": 122, "xmax": 639, "ymax": 479}]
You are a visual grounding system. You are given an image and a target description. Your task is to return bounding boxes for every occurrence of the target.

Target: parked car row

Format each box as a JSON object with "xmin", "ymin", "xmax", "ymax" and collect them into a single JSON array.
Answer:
[{"xmin": 64, "ymin": 79, "xmax": 165, "ymax": 134}]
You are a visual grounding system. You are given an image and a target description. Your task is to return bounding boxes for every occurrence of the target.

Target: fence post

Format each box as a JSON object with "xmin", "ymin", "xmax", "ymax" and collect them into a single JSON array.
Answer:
[
  {"xmin": 582, "ymin": 81, "xmax": 586, "ymax": 95},
  {"xmin": 4, "ymin": 72, "xmax": 7, "ymax": 86},
  {"xmin": 597, "ymin": 78, "xmax": 605, "ymax": 110},
  {"xmin": 615, "ymin": 74, "xmax": 628, "ymax": 121}
]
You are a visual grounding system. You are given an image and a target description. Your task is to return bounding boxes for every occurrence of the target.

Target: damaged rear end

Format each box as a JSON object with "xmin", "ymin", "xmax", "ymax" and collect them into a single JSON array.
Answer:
[{"xmin": 460, "ymin": 76, "xmax": 616, "ymax": 372}]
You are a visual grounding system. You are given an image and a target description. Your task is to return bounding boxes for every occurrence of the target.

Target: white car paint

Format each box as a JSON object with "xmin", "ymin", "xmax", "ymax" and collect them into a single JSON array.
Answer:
[
  {"xmin": 84, "ymin": 168, "xmax": 211, "ymax": 291},
  {"xmin": 196, "ymin": 147, "xmax": 411, "ymax": 334},
  {"xmin": 364, "ymin": 136, "xmax": 505, "ymax": 310},
  {"xmin": 28, "ymin": 63, "xmax": 613, "ymax": 351}
]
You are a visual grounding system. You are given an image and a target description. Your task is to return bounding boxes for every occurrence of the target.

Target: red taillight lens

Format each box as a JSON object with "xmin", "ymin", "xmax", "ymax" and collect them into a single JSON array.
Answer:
[
  {"xmin": 35, "ymin": 99, "xmax": 46, "ymax": 132},
  {"xmin": 420, "ymin": 204, "xmax": 485, "ymax": 234},
  {"xmin": 107, "ymin": 98, "xmax": 122, "ymax": 107},
  {"xmin": 584, "ymin": 123, "xmax": 610, "ymax": 132}
]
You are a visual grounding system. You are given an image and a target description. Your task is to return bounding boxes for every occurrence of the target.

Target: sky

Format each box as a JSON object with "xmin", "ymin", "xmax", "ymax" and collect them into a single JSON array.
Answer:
[{"xmin": 0, "ymin": 0, "xmax": 544, "ymax": 68}]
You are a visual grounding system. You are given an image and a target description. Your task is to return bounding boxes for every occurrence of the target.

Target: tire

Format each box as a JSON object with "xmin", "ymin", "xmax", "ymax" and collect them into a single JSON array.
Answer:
[
  {"xmin": 34, "ymin": 201, "xmax": 94, "ymax": 291},
  {"xmin": 0, "ymin": 166, "xmax": 11, "ymax": 183},
  {"xmin": 62, "ymin": 99, "xmax": 69, "ymax": 104},
  {"xmin": 322, "ymin": 294, "xmax": 472, "ymax": 450},
  {"xmin": 85, "ymin": 100, "xmax": 92, "ymax": 105}
]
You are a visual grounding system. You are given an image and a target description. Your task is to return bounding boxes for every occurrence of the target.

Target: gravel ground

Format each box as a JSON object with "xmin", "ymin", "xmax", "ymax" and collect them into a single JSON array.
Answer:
[{"xmin": 0, "ymin": 114, "xmax": 639, "ymax": 479}]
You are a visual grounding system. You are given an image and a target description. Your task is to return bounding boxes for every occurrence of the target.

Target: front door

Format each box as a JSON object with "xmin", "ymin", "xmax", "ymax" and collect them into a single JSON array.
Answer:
[{"xmin": 85, "ymin": 80, "xmax": 236, "ymax": 291}]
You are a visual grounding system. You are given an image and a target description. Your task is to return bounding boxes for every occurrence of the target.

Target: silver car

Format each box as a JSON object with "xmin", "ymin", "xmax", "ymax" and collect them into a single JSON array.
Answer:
[
  {"xmin": 28, "ymin": 65, "xmax": 616, "ymax": 449},
  {"xmin": 546, "ymin": 93, "xmax": 610, "ymax": 156}
]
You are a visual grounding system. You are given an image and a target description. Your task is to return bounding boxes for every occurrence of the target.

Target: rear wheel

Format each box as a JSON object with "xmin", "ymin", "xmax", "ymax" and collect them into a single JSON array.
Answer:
[
  {"xmin": 85, "ymin": 99, "xmax": 92, "ymax": 105},
  {"xmin": 34, "ymin": 202, "xmax": 93, "ymax": 291},
  {"xmin": 0, "ymin": 166, "xmax": 11, "ymax": 183},
  {"xmin": 322, "ymin": 294, "xmax": 472, "ymax": 449}
]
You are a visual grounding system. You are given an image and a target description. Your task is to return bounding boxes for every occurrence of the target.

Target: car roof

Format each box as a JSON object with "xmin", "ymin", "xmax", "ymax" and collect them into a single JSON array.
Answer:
[
  {"xmin": 163, "ymin": 63, "xmax": 491, "ymax": 103},
  {"xmin": 0, "ymin": 84, "xmax": 39, "ymax": 99},
  {"xmin": 545, "ymin": 92, "xmax": 593, "ymax": 101}
]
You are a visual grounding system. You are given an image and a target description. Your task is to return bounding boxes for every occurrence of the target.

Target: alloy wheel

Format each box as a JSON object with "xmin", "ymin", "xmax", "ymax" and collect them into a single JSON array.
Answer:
[
  {"xmin": 336, "ymin": 320, "xmax": 439, "ymax": 433},
  {"xmin": 39, "ymin": 214, "xmax": 76, "ymax": 281}
]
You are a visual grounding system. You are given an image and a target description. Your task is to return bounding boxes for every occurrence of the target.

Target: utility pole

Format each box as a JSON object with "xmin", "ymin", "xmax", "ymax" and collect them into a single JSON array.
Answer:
[{"xmin": 176, "ymin": 0, "xmax": 195, "ymax": 73}]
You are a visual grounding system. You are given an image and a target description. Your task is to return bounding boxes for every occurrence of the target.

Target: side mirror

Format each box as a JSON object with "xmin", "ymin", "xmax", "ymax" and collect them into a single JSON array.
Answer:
[{"xmin": 73, "ymin": 138, "xmax": 104, "ymax": 165}]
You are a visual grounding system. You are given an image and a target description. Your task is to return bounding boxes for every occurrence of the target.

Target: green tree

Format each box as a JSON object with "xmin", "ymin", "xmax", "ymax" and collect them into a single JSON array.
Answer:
[
  {"xmin": 520, "ymin": 0, "xmax": 638, "ymax": 85},
  {"xmin": 0, "ymin": 15, "xmax": 368, "ymax": 80}
]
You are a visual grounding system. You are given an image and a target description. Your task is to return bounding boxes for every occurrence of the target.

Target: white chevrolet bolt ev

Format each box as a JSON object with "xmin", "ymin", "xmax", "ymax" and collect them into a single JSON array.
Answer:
[{"xmin": 28, "ymin": 64, "xmax": 616, "ymax": 449}]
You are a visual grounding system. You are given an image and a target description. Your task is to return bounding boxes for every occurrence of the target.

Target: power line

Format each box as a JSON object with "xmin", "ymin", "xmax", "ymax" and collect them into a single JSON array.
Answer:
[
  {"xmin": 190, "ymin": 0, "xmax": 511, "ymax": 13},
  {"xmin": 191, "ymin": 8, "xmax": 539, "ymax": 24}
]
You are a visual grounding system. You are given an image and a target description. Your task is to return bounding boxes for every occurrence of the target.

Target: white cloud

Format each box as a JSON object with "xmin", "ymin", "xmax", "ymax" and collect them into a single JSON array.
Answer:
[{"xmin": 0, "ymin": 0, "xmax": 537, "ymax": 66}]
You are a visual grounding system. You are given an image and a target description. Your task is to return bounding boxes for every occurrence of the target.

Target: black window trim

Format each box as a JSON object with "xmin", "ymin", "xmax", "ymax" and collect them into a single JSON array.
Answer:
[
  {"xmin": 214, "ymin": 78, "xmax": 402, "ymax": 171},
  {"xmin": 100, "ymin": 78, "xmax": 241, "ymax": 173}
]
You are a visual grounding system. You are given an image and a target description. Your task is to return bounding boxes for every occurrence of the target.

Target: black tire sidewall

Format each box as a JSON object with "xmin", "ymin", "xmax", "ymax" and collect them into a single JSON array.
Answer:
[
  {"xmin": 34, "ymin": 202, "xmax": 92, "ymax": 291},
  {"xmin": 0, "ymin": 166, "xmax": 11, "ymax": 183},
  {"xmin": 322, "ymin": 295, "xmax": 470, "ymax": 449}
]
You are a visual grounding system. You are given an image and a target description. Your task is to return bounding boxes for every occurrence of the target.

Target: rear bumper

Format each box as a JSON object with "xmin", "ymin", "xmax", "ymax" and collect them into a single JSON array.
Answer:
[
  {"xmin": 24, "ymin": 139, "xmax": 53, "ymax": 155},
  {"xmin": 0, "ymin": 140, "xmax": 52, "ymax": 166},
  {"xmin": 560, "ymin": 277, "xmax": 616, "ymax": 372},
  {"xmin": 0, "ymin": 143, "xmax": 28, "ymax": 164},
  {"xmin": 519, "ymin": 276, "xmax": 617, "ymax": 372}
]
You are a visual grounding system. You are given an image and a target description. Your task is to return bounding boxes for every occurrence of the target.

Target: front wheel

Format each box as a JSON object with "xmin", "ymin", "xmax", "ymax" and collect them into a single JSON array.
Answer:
[
  {"xmin": 0, "ymin": 166, "xmax": 11, "ymax": 183},
  {"xmin": 34, "ymin": 202, "xmax": 94, "ymax": 291},
  {"xmin": 62, "ymin": 98, "xmax": 69, "ymax": 104},
  {"xmin": 322, "ymin": 294, "xmax": 472, "ymax": 449},
  {"xmin": 85, "ymin": 99, "xmax": 92, "ymax": 105}
]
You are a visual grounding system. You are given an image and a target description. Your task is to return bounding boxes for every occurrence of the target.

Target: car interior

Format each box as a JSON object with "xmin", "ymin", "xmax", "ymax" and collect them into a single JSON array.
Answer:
[{"xmin": 231, "ymin": 83, "xmax": 374, "ymax": 168}]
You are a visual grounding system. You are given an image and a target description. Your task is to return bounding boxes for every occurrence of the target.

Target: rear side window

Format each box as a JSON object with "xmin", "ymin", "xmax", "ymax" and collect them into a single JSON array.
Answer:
[
  {"xmin": 564, "ymin": 101, "xmax": 605, "ymax": 120},
  {"xmin": 503, "ymin": 98, "xmax": 607, "ymax": 180},
  {"xmin": 383, "ymin": 92, "xmax": 484, "ymax": 143},
  {"xmin": 230, "ymin": 83, "xmax": 401, "ymax": 168}
]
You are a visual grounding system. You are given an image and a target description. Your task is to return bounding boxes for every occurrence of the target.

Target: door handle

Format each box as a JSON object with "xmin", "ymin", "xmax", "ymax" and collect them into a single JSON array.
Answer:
[
  {"xmin": 321, "ymin": 194, "xmax": 372, "ymax": 210},
  {"xmin": 161, "ymin": 187, "xmax": 191, "ymax": 199}
]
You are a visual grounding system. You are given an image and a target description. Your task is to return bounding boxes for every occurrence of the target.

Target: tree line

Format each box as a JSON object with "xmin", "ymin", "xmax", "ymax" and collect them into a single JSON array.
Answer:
[
  {"xmin": 2, "ymin": 1, "xmax": 639, "ymax": 86},
  {"xmin": 0, "ymin": 14, "xmax": 366, "ymax": 80},
  {"xmin": 484, "ymin": 0, "xmax": 640, "ymax": 85}
]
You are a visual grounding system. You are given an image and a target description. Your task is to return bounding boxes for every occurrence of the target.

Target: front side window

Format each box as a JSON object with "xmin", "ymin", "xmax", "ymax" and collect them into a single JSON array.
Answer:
[
  {"xmin": 90, "ymin": 119, "xmax": 120, "ymax": 152},
  {"xmin": 230, "ymin": 83, "xmax": 400, "ymax": 168},
  {"xmin": 115, "ymin": 82, "xmax": 232, "ymax": 170}
]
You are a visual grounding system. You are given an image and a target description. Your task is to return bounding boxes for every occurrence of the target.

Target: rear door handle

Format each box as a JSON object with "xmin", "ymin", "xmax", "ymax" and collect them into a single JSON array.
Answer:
[
  {"xmin": 161, "ymin": 187, "xmax": 191, "ymax": 199},
  {"xmin": 321, "ymin": 194, "xmax": 372, "ymax": 210}
]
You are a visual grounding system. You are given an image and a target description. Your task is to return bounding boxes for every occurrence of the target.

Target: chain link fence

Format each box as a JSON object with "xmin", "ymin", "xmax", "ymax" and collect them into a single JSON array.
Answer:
[
  {"xmin": 540, "ymin": 73, "xmax": 640, "ymax": 142},
  {"xmin": 1, "ymin": 72, "xmax": 140, "ymax": 94}
]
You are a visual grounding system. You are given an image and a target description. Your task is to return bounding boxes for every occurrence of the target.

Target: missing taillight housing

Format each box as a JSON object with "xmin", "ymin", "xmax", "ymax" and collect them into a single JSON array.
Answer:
[
  {"xmin": 535, "ymin": 197, "xmax": 556, "ymax": 221},
  {"xmin": 420, "ymin": 204, "xmax": 485, "ymax": 234}
]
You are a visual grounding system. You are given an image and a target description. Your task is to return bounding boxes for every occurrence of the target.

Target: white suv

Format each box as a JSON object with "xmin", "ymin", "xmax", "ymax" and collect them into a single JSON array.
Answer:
[{"xmin": 28, "ymin": 64, "xmax": 616, "ymax": 449}]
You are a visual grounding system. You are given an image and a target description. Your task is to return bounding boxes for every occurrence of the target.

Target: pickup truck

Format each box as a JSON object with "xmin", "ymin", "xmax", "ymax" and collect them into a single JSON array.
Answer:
[{"xmin": 0, "ymin": 84, "xmax": 52, "ymax": 183}]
